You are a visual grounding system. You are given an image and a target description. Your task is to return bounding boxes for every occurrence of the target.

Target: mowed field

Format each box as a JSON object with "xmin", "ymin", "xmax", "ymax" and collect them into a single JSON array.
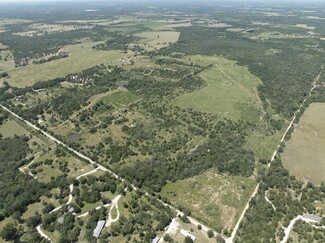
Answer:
[
  {"xmin": 7, "ymin": 41, "xmax": 130, "ymax": 87},
  {"xmin": 173, "ymin": 56, "xmax": 263, "ymax": 122},
  {"xmin": 161, "ymin": 169, "xmax": 256, "ymax": 231},
  {"xmin": 282, "ymin": 102, "xmax": 325, "ymax": 185}
]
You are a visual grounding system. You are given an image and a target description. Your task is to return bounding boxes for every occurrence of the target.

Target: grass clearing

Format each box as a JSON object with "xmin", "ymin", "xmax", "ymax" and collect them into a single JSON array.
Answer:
[
  {"xmin": 0, "ymin": 118, "xmax": 30, "ymax": 137},
  {"xmin": 101, "ymin": 90, "xmax": 140, "ymax": 106},
  {"xmin": 135, "ymin": 31, "xmax": 180, "ymax": 50},
  {"xmin": 251, "ymin": 31, "xmax": 310, "ymax": 40},
  {"xmin": 13, "ymin": 23, "xmax": 93, "ymax": 36},
  {"xmin": 0, "ymin": 49, "xmax": 14, "ymax": 71},
  {"xmin": 173, "ymin": 55, "xmax": 263, "ymax": 122},
  {"xmin": 245, "ymin": 125, "xmax": 287, "ymax": 161},
  {"xmin": 7, "ymin": 41, "xmax": 131, "ymax": 87},
  {"xmin": 161, "ymin": 168, "xmax": 256, "ymax": 231},
  {"xmin": 282, "ymin": 102, "xmax": 325, "ymax": 185}
]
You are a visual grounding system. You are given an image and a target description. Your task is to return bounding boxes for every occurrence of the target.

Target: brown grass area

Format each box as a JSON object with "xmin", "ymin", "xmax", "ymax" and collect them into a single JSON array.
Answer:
[{"xmin": 282, "ymin": 102, "xmax": 325, "ymax": 185}]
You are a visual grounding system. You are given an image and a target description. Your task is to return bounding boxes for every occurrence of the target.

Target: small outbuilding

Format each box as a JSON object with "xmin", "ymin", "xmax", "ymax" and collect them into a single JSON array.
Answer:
[{"xmin": 93, "ymin": 220, "xmax": 106, "ymax": 238}]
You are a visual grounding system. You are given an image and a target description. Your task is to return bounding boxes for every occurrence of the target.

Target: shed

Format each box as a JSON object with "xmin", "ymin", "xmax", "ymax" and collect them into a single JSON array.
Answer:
[
  {"xmin": 93, "ymin": 220, "xmax": 106, "ymax": 238},
  {"xmin": 180, "ymin": 229, "xmax": 196, "ymax": 241}
]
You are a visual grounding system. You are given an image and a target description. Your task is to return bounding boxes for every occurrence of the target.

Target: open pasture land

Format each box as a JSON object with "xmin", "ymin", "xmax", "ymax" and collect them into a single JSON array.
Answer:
[
  {"xmin": 7, "ymin": 41, "xmax": 130, "ymax": 87},
  {"xmin": 0, "ymin": 18, "xmax": 32, "ymax": 27},
  {"xmin": 13, "ymin": 23, "xmax": 93, "ymax": 37},
  {"xmin": 282, "ymin": 102, "xmax": 325, "ymax": 185},
  {"xmin": 28, "ymin": 147, "xmax": 94, "ymax": 182},
  {"xmin": 251, "ymin": 31, "xmax": 311, "ymax": 40},
  {"xmin": 173, "ymin": 55, "xmax": 263, "ymax": 122},
  {"xmin": 135, "ymin": 30, "xmax": 180, "ymax": 50},
  {"xmin": 161, "ymin": 169, "xmax": 256, "ymax": 231},
  {"xmin": 100, "ymin": 90, "xmax": 140, "ymax": 106},
  {"xmin": 0, "ymin": 118, "xmax": 29, "ymax": 137},
  {"xmin": 0, "ymin": 48, "xmax": 14, "ymax": 71}
]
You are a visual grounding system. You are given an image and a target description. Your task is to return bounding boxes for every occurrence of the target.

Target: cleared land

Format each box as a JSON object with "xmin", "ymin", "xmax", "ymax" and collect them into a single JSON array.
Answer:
[
  {"xmin": 173, "ymin": 56, "xmax": 263, "ymax": 122},
  {"xmin": 282, "ymin": 102, "xmax": 325, "ymax": 185},
  {"xmin": 7, "ymin": 41, "xmax": 130, "ymax": 87},
  {"xmin": 0, "ymin": 48, "xmax": 14, "ymax": 71},
  {"xmin": 135, "ymin": 31, "xmax": 180, "ymax": 50},
  {"xmin": 0, "ymin": 119, "xmax": 29, "ymax": 137},
  {"xmin": 161, "ymin": 169, "xmax": 256, "ymax": 231},
  {"xmin": 13, "ymin": 23, "xmax": 93, "ymax": 36}
]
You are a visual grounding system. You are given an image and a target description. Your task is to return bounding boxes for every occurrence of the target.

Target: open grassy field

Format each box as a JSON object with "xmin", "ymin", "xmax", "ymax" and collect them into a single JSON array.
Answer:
[
  {"xmin": 135, "ymin": 31, "xmax": 180, "ymax": 50},
  {"xmin": 251, "ymin": 31, "xmax": 310, "ymax": 40},
  {"xmin": 173, "ymin": 56, "xmax": 263, "ymax": 122},
  {"xmin": 13, "ymin": 23, "xmax": 93, "ymax": 36},
  {"xmin": 245, "ymin": 125, "xmax": 287, "ymax": 161},
  {"xmin": 101, "ymin": 89, "xmax": 140, "ymax": 106},
  {"xmin": 0, "ymin": 48, "xmax": 14, "ymax": 72},
  {"xmin": 0, "ymin": 18, "xmax": 32, "ymax": 27},
  {"xmin": 0, "ymin": 118, "xmax": 30, "ymax": 137},
  {"xmin": 30, "ymin": 150, "xmax": 95, "ymax": 182},
  {"xmin": 161, "ymin": 168, "xmax": 256, "ymax": 231},
  {"xmin": 282, "ymin": 102, "xmax": 325, "ymax": 185},
  {"xmin": 7, "ymin": 41, "xmax": 131, "ymax": 87}
]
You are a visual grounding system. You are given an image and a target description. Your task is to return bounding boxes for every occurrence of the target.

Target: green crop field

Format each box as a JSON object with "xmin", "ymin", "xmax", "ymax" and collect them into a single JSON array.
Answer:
[
  {"xmin": 7, "ymin": 41, "xmax": 130, "ymax": 87},
  {"xmin": 161, "ymin": 168, "xmax": 256, "ymax": 231},
  {"xmin": 173, "ymin": 56, "xmax": 263, "ymax": 122},
  {"xmin": 282, "ymin": 102, "xmax": 325, "ymax": 185}
]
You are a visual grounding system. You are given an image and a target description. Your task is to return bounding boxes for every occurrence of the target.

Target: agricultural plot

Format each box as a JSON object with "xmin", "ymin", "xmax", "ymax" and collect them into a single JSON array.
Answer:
[
  {"xmin": 7, "ymin": 41, "xmax": 130, "ymax": 87},
  {"xmin": 161, "ymin": 169, "xmax": 256, "ymax": 232},
  {"xmin": 282, "ymin": 102, "xmax": 325, "ymax": 185},
  {"xmin": 173, "ymin": 55, "xmax": 263, "ymax": 122}
]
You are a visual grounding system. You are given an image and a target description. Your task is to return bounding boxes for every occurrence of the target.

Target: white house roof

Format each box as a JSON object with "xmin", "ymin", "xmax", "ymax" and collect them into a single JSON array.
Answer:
[
  {"xmin": 180, "ymin": 229, "xmax": 196, "ymax": 241},
  {"xmin": 93, "ymin": 220, "xmax": 106, "ymax": 238},
  {"xmin": 152, "ymin": 236, "xmax": 160, "ymax": 243}
]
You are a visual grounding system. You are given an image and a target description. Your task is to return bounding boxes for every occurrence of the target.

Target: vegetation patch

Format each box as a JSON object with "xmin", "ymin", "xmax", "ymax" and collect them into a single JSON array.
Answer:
[{"xmin": 161, "ymin": 169, "xmax": 256, "ymax": 232}]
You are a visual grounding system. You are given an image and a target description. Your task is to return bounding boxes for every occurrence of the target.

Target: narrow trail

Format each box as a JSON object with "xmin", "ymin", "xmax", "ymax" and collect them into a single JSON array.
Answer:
[
  {"xmin": 228, "ymin": 70, "xmax": 323, "ymax": 242},
  {"xmin": 19, "ymin": 152, "xmax": 41, "ymax": 174},
  {"xmin": 76, "ymin": 203, "xmax": 112, "ymax": 218},
  {"xmin": 264, "ymin": 190, "xmax": 276, "ymax": 212},
  {"xmin": 36, "ymin": 225, "xmax": 52, "ymax": 242},
  {"xmin": 281, "ymin": 215, "xmax": 324, "ymax": 243}
]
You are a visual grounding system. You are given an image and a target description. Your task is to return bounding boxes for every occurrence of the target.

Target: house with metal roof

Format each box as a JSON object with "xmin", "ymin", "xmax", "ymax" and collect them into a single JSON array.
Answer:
[
  {"xmin": 180, "ymin": 229, "xmax": 196, "ymax": 241},
  {"xmin": 93, "ymin": 220, "xmax": 106, "ymax": 238}
]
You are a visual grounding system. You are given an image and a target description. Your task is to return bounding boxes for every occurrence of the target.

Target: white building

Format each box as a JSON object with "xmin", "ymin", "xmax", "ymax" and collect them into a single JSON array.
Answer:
[{"xmin": 180, "ymin": 229, "xmax": 196, "ymax": 241}]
